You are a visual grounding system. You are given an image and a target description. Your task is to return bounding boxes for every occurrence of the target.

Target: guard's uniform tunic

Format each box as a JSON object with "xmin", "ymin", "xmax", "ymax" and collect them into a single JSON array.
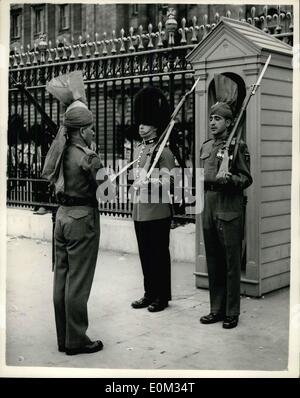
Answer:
[
  {"xmin": 132, "ymin": 139, "xmax": 175, "ymax": 303},
  {"xmin": 53, "ymin": 135, "xmax": 102, "ymax": 349},
  {"xmin": 200, "ymin": 137, "xmax": 252, "ymax": 316}
]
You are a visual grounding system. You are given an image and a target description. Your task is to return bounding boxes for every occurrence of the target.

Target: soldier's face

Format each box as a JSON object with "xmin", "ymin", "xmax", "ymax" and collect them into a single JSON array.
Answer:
[
  {"xmin": 139, "ymin": 124, "xmax": 157, "ymax": 140},
  {"xmin": 209, "ymin": 114, "xmax": 231, "ymax": 136}
]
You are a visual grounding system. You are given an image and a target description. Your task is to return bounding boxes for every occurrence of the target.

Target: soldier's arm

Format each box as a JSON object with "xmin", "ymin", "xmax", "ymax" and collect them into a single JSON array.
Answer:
[
  {"xmin": 153, "ymin": 147, "xmax": 175, "ymax": 190},
  {"xmin": 228, "ymin": 142, "xmax": 253, "ymax": 190},
  {"xmin": 80, "ymin": 153, "xmax": 109, "ymax": 186}
]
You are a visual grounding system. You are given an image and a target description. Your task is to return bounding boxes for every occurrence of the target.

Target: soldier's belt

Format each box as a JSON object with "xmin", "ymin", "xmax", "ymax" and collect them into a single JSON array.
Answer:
[
  {"xmin": 204, "ymin": 183, "xmax": 224, "ymax": 192},
  {"xmin": 57, "ymin": 195, "xmax": 96, "ymax": 207},
  {"xmin": 204, "ymin": 182, "xmax": 242, "ymax": 194}
]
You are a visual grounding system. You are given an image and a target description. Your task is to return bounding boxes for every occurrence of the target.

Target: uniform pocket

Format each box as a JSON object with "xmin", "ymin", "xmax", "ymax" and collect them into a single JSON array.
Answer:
[
  {"xmin": 65, "ymin": 208, "xmax": 94, "ymax": 240},
  {"xmin": 216, "ymin": 212, "xmax": 242, "ymax": 246},
  {"xmin": 67, "ymin": 209, "xmax": 89, "ymax": 219},
  {"xmin": 200, "ymin": 152, "xmax": 210, "ymax": 160},
  {"xmin": 216, "ymin": 212, "xmax": 240, "ymax": 222}
]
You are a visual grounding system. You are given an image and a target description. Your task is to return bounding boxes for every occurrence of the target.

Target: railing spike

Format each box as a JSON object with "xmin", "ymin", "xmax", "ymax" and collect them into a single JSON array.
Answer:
[
  {"xmin": 147, "ymin": 23, "xmax": 154, "ymax": 48},
  {"xmin": 62, "ymin": 38, "xmax": 68, "ymax": 60},
  {"xmin": 26, "ymin": 44, "xmax": 31, "ymax": 66},
  {"xmin": 94, "ymin": 32, "xmax": 100, "ymax": 56},
  {"xmin": 47, "ymin": 40, "xmax": 53, "ymax": 63},
  {"xmin": 54, "ymin": 40, "xmax": 60, "ymax": 61},
  {"xmin": 19, "ymin": 45, "xmax": 24, "ymax": 67},
  {"xmin": 33, "ymin": 43, "xmax": 38, "ymax": 65},
  {"xmin": 286, "ymin": 11, "xmax": 293, "ymax": 32},
  {"xmin": 70, "ymin": 37, "xmax": 75, "ymax": 59},
  {"xmin": 111, "ymin": 30, "xmax": 117, "ymax": 54},
  {"xmin": 86, "ymin": 34, "xmax": 91, "ymax": 57},
  {"xmin": 13, "ymin": 47, "xmax": 18, "ymax": 67},
  {"xmin": 128, "ymin": 27, "xmax": 136, "ymax": 52},
  {"xmin": 78, "ymin": 35, "xmax": 83, "ymax": 58},
  {"xmin": 157, "ymin": 21, "xmax": 164, "ymax": 48},
  {"xmin": 102, "ymin": 32, "xmax": 108, "ymax": 56},
  {"xmin": 138, "ymin": 25, "xmax": 144, "ymax": 50},
  {"xmin": 190, "ymin": 16, "xmax": 199, "ymax": 43},
  {"xmin": 274, "ymin": 13, "xmax": 283, "ymax": 34},
  {"xmin": 119, "ymin": 28, "xmax": 126, "ymax": 53},
  {"xmin": 179, "ymin": 18, "xmax": 187, "ymax": 45}
]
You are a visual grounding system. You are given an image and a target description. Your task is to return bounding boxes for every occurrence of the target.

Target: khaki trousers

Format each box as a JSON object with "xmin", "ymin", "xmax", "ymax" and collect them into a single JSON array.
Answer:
[
  {"xmin": 53, "ymin": 205, "xmax": 100, "ymax": 349},
  {"xmin": 202, "ymin": 191, "xmax": 244, "ymax": 316}
]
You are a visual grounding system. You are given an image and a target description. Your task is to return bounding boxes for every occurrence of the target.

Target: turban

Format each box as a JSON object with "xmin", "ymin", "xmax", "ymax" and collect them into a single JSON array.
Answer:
[
  {"xmin": 210, "ymin": 102, "xmax": 233, "ymax": 120},
  {"xmin": 63, "ymin": 105, "xmax": 93, "ymax": 129},
  {"xmin": 46, "ymin": 70, "xmax": 87, "ymax": 106}
]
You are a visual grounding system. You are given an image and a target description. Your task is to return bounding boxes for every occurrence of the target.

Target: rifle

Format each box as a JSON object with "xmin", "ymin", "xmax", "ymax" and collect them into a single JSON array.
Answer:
[
  {"xmin": 108, "ymin": 78, "xmax": 199, "ymax": 187},
  {"xmin": 147, "ymin": 77, "xmax": 200, "ymax": 178},
  {"xmin": 10, "ymin": 74, "xmax": 58, "ymax": 137},
  {"xmin": 216, "ymin": 55, "xmax": 271, "ymax": 180},
  {"xmin": 132, "ymin": 77, "xmax": 200, "ymax": 186},
  {"xmin": 10, "ymin": 74, "xmax": 58, "ymax": 270}
]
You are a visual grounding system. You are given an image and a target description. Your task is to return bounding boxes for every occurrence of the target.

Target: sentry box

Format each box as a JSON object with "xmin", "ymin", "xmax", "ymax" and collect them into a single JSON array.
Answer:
[{"xmin": 186, "ymin": 17, "xmax": 293, "ymax": 297}]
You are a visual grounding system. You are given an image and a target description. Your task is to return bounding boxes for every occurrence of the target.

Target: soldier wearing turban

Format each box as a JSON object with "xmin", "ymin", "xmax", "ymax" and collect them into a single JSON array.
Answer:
[
  {"xmin": 199, "ymin": 101, "xmax": 252, "ymax": 329},
  {"xmin": 43, "ymin": 73, "xmax": 104, "ymax": 355}
]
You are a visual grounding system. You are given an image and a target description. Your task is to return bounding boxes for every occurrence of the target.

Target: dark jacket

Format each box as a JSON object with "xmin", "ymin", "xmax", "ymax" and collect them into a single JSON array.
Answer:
[
  {"xmin": 200, "ymin": 137, "xmax": 252, "ymax": 191},
  {"xmin": 132, "ymin": 142, "xmax": 175, "ymax": 222}
]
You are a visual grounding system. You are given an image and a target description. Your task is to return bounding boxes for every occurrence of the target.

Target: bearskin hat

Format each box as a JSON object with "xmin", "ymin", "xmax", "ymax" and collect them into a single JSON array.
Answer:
[{"xmin": 133, "ymin": 86, "xmax": 170, "ymax": 136}]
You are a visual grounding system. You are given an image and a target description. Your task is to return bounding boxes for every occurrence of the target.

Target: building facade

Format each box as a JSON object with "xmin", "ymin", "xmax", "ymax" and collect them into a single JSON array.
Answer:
[{"xmin": 10, "ymin": 3, "xmax": 293, "ymax": 52}]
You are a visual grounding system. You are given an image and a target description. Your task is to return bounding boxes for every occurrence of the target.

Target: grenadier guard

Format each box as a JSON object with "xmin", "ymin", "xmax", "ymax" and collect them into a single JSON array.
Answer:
[
  {"xmin": 130, "ymin": 86, "xmax": 176, "ymax": 312},
  {"xmin": 199, "ymin": 102, "xmax": 252, "ymax": 329}
]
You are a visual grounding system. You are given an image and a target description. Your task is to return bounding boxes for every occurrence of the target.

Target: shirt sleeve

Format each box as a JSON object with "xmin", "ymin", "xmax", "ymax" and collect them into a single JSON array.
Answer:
[
  {"xmin": 80, "ymin": 153, "xmax": 105, "ymax": 185},
  {"xmin": 229, "ymin": 142, "xmax": 253, "ymax": 190},
  {"xmin": 158, "ymin": 147, "xmax": 176, "ymax": 190}
]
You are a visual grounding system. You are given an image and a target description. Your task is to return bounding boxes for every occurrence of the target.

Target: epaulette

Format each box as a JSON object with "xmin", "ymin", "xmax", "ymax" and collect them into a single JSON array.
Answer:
[
  {"xmin": 201, "ymin": 138, "xmax": 213, "ymax": 150},
  {"xmin": 74, "ymin": 143, "xmax": 97, "ymax": 157},
  {"xmin": 202, "ymin": 138, "xmax": 213, "ymax": 145}
]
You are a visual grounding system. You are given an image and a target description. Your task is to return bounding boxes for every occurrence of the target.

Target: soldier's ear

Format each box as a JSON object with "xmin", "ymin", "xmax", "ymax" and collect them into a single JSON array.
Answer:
[
  {"xmin": 79, "ymin": 127, "xmax": 86, "ymax": 138},
  {"xmin": 225, "ymin": 119, "xmax": 232, "ymax": 128}
]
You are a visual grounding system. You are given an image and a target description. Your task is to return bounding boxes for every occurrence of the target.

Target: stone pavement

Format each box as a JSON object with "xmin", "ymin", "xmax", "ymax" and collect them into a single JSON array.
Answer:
[{"xmin": 5, "ymin": 237, "xmax": 290, "ymax": 374}]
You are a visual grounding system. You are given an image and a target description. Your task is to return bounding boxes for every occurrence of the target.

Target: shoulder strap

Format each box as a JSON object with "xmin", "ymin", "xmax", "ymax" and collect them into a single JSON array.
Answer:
[{"xmin": 73, "ymin": 143, "xmax": 97, "ymax": 157}]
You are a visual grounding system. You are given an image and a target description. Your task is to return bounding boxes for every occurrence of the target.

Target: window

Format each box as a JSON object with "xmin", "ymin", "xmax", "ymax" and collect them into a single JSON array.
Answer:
[
  {"xmin": 132, "ymin": 4, "xmax": 138, "ymax": 16},
  {"xmin": 59, "ymin": 4, "xmax": 69, "ymax": 30},
  {"xmin": 34, "ymin": 6, "xmax": 45, "ymax": 34},
  {"xmin": 11, "ymin": 11, "xmax": 21, "ymax": 39}
]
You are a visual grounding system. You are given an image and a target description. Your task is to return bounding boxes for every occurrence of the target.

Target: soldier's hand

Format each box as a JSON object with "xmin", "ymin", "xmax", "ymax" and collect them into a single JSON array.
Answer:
[
  {"xmin": 90, "ymin": 141, "xmax": 97, "ymax": 152},
  {"xmin": 133, "ymin": 177, "xmax": 149, "ymax": 191},
  {"xmin": 216, "ymin": 171, "xmax": 232, "ymax": 184}
]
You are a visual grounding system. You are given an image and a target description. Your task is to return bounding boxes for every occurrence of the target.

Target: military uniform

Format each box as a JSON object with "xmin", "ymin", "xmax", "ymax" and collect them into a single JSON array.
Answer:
[
  {"xmin": 53, "ymin": 134, "xmax": 103, "ymax": 350},
  {"xmin": 200, "ymin": 135, "xmax": 252, "ymax": 317},
  {"xmin": 132, "ymin": 138, "xmax": 175, "ymax": 305}
]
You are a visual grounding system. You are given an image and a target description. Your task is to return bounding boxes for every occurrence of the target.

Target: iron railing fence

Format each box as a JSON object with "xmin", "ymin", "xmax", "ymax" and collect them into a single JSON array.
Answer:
[
  {"xmin": 8, "ymin": 45, "xmax": 196, "ymax": 221},
  {"xmin": 7, "ymin": 6, "xmax": 294, "ymax": 222}
]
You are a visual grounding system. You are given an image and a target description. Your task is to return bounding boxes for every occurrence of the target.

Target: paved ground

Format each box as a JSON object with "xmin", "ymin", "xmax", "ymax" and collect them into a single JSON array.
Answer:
[{"xmin": 5, "ymin": 237, "xmax": 290, "ymax": 374}]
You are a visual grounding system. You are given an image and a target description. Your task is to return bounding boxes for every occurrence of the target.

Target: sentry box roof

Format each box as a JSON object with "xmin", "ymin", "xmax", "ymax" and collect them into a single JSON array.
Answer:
[{"xmin": 186, "ymin": 16, "xmax": 293, "ymax": 63}]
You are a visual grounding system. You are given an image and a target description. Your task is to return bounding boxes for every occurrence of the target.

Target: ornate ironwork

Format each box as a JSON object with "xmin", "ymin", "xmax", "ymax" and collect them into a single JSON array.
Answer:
[{"xmin": 7, "ymin": 5, "xmax": 294, "ymax": 220}]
